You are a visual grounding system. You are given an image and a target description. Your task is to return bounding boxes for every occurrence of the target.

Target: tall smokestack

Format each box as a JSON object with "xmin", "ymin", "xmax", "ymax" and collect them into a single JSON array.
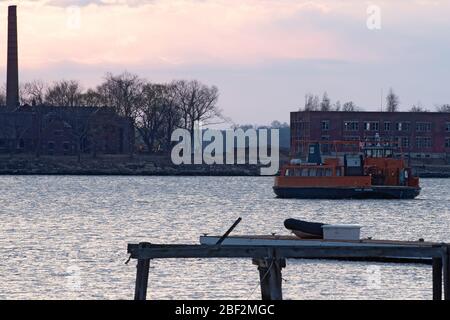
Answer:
[{"xmin": 6, "ymin": 5, "xmax": 19, "ymax": 110}]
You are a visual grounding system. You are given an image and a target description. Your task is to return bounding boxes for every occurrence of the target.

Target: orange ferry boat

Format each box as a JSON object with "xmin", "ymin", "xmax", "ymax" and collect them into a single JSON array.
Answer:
[{"xmin": 274, "ymin": 138, "xmax": 421, "ymax": 199}]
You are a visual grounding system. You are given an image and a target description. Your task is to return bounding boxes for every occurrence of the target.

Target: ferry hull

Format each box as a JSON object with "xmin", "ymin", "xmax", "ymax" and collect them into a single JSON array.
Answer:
[{"xmin": 273, "ymin": 186, "xmax": 421, "ymax": 199}]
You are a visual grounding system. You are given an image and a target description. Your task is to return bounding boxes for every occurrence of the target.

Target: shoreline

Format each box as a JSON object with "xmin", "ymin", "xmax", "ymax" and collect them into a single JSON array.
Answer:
[
  {"xmin": 0, "ymin": 155, "xmax": 449, "ymax": 178},
  {"xmin": 0, "ymin": 171, "xmax": 449, "ymax": 178}
]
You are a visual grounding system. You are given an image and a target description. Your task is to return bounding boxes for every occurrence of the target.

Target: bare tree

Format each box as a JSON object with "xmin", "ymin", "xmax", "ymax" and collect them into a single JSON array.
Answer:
[
  {"xmin": 172, "ymin": 80, "xmax": 221, "ymax": 134},
  {"xmin": 97, "ymin": 72, "xmax": 143, "ymax": 119},
  {"xmin": 304, "ymin": 93, "xmax": 319, "ymax": 111},
  {"xmin": 410, "ymin": 102, "xmax": 427, "ymax": 112},
  {"xmin": 96, "ymin": 72, "xmax": 144, "ymax": 155},
  {"xmin": 136, "ymin": 83, "xmax": 168, "ymax": 152},
  {"xmin": 334, "ymin": 100, "xmax": 341, "ymax": 111},
  {"xmin": 80, "ymin": 89, "xmax": 104, "ymax": 107},
  {"xmin": 385, "ymin": 88, "xmax": 399, "ymax": 112},
  {"xmin": 270, "ymin": 120, "xmax": 289, "ymax": 128},
  {"xmin": 45, "ymin": 80, "xmax": 83, "ymax": 106},
  {"xmin": 21, "ymin": 80, "xmax": 47, "ymax": 105},
  {"xmin": 436, "ymin": 104, "xmax": 450, "ymax": 112},
  {"xmin": 161, "ymin": 84, "xmax": 182, "ymax": 152},
  {"xmin": 320, "ymin": 92, "xmax": 331, "ymax": 111},
  {"xmin": 342, "ymin": 101, "xmax": 357, "ymax": 112}
]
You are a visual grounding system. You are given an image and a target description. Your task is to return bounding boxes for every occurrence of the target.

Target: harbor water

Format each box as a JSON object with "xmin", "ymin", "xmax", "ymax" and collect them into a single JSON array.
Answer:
[{"xmin": 0, "ymin": 176, "xmax": 449, "ymax": 299}]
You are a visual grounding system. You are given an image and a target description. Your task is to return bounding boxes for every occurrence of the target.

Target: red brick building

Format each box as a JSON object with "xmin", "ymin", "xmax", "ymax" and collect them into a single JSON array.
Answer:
[
  {"xmin": 0, "ymin": 105, "xmax": 135, "ymax": 156},
  {"xmin": 291, "ymin": 111, "xmax": 450, "ymax": 161}
]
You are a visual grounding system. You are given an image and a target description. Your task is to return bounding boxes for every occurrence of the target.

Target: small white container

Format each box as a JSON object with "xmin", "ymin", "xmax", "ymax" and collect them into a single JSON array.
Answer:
[{"xmin": 322, "ymin": 224, "xmax": 361, "ymax": 241}]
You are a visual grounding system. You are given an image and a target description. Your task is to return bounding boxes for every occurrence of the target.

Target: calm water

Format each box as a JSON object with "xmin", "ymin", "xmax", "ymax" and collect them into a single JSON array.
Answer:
[{"xmin": 0, "ymin": 176, "xmax": 449, "ymax": 300}]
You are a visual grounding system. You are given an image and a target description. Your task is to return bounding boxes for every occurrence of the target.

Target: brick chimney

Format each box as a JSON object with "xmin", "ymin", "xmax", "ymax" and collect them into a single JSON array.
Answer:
[{"xmin": 6, "ymin": 5, "xmax": 19, "ymax": 110}]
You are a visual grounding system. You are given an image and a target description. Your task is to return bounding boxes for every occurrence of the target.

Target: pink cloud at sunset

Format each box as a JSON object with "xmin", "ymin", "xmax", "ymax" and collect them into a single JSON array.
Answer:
[{"xmin": 0, "ymin": 0, "xmax": 450, "ymax": 124}]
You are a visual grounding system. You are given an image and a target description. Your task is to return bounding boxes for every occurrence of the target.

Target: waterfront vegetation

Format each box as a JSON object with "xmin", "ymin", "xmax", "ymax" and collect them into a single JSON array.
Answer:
[{"xmin": 1, "ymin": 77, "xmax": 449, "ymax": 156}]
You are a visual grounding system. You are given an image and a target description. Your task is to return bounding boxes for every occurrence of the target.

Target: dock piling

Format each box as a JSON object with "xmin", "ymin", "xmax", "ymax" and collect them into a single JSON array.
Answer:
[
  {"xmin": 134, "ymin": 243, "xmax": 152, "ymax": 300},
  {"xmin": 253, "ymin": 251, "xmax": 286, "ymax": 300},
  {"xmin": 432, "ymin": 257, "xmax": 442, "ymax": 300},
  {"xmin": 128, "ymin": 241, "xmax": 447, "ymax": 300},
  {"xmin": 254, "ymin": 259, "xmax": 272, "ymax": 300},
  {"xmin": 134, "ymin": 258, "xmax": 150, "ymax": 300},
  {"xmin": 443, "ymin": 245, "xmax": 450, "ymax": 300}
]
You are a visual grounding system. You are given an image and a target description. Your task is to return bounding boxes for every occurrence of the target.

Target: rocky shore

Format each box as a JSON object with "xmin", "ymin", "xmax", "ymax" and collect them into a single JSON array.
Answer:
[
  {"xmin": 413, "ymin": 165, "xmax": 450, "ymax": 178},
  {"xmin": 0, "ymin": 155, "xmax": 261, "ymax": 176},
  {"xmin": 0, "ymin": 155, "xmax": 449, "ymax": 177}
]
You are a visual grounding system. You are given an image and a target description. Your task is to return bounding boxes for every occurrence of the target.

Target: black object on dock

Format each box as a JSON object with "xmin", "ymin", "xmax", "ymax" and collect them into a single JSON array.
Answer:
[
  {"xmin": 127, "ymin": 240, "xmax": 450, "ymax": 301},
  {"xmin": 215, "ymin": 217, "xmax": 242, "ymax": 245}
]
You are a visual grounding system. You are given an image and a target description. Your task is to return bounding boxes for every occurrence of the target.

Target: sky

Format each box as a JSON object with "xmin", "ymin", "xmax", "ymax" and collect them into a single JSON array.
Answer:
[{"xmin": 0, "ymin": 0, "xmax": 450, "ymax": 126}]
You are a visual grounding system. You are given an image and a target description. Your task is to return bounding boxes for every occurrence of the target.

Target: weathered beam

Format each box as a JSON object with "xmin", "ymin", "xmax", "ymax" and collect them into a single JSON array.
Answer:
[
  {"xmin": 432, "ymin": 257, "xmax": 442, "ymax": 300},
  {"xmin": 128, "ymin": 243, "xmax": 442, "ymax": 261}
]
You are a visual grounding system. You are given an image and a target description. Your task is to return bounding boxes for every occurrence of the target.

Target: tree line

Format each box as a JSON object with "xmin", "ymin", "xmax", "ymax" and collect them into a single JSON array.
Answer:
[
  {"xmin": 302, "ymin": 92, "xmax": 359, "ymax": 112},
  {"xmin": 0, "ymin": 72, "xmax": 224, "ymax": 153},
  {"xmin": 2, "ymin": 76, "xmax": 450, "ymax": 154},
  {"xmin": 301, "ymin": 88, "xmax": 450, "ymax": 113}
]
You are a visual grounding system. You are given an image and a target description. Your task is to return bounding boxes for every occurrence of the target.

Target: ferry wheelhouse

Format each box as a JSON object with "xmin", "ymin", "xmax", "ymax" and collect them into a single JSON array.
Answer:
[{"xmin": 274, "ymin": 137, "xmax": 421, "ymax": 199}]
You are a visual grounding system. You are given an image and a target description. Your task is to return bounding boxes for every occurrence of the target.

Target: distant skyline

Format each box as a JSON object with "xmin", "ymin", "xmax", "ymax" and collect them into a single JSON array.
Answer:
[{"xmin": 1, "ymin": 0, "xmax": 450, "ymax": 125}]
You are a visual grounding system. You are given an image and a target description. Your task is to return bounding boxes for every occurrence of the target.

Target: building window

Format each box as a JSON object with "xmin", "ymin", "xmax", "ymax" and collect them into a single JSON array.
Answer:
[
  {"xmin": 321, "ymin": 120, "xmax": 330, "ymax": 131},
  {"xmin": 384, "ymin": 122, "xmax": 391, "ymax": 131},
  {"xmin": 446, "ymin": 122, "xmax": 450, "ymax": 132},
  {"xmin": 400, "ymin": 137, "xmax": 411, "ymax": 148},
  {"xmin": 343, "ymin": 136, "xmax": 360, "ymax": 141},
  {"xmin": 416, "ymin": 137, "xmax": 432, "ymax": 148},
  {"xmin": 398, "ymin": 137, "xmax": 410, "ymax": 148},
  {"xmin": 344, "ymin": 121, "xmax": 359, "ymax": 131},
  {"xmin": 445, "ymin": 137, "xmax": 450, "ymax": 148},
  {"xmin": 54, "ymin": 130, "xmax": 63, "ymax": 136},
  {"xmin": 416, "ymin": 122, "xmax": 431, "ymax": 132},
  {"xmin": 321, "ymin": 135, "xmax": 330, "ymax": 154},
  {"xmin": 364, "ymin": 121, "xmax": 379, "ymax": 131},
  {"xmin": 295, "ymin": 121, "xmax": 309, "ymax": 137},
  {"xmin": 0, "ymin": 139, "xmax": 5, "ymax": 149},
  {"xmin": 48, "ymin": 142, "xmax": 55, "ymax": 151},
  {"xmin": 343, "ymin": 136, "xmax": 360, "ymax": 148},
  {"xmin": 396, "ymin": 122, "xmax": 410, "ymax": 132}
]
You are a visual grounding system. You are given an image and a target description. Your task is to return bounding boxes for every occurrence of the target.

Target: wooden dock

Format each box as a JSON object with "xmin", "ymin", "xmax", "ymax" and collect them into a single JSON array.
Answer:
[{"xmin": 127, "ymin": 237, "xmax": 450, "ymax": 300}]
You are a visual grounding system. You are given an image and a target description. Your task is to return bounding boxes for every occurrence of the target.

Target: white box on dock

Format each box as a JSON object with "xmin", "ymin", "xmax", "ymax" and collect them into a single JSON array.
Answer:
[{"xmin": 322, "ymin": 224, "xmax": 361, "ymax": 240}]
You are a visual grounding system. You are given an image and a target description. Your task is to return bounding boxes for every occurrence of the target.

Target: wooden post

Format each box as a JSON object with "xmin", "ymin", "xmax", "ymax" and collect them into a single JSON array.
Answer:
[
  {"xmin": 444, "ymin": 246, "xmax": 450, "ymax": 300},
  {"xmin": 134, "ymin": 258, "xmax": 151, "ymax": 300},
  {"xmin": 267, "ymin": 258, "xmax": 285, "ymax": 300},
  {"xmin": 255, "ymin": 260, "xmax": 271, "ymax": 300},
  {"xmin": 432, "ymin": 257, "xmax": 442, "ymax": 300},
  {"xmin": 253, "ymin": 256, "xmax": 286, "ymax": 300}
]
